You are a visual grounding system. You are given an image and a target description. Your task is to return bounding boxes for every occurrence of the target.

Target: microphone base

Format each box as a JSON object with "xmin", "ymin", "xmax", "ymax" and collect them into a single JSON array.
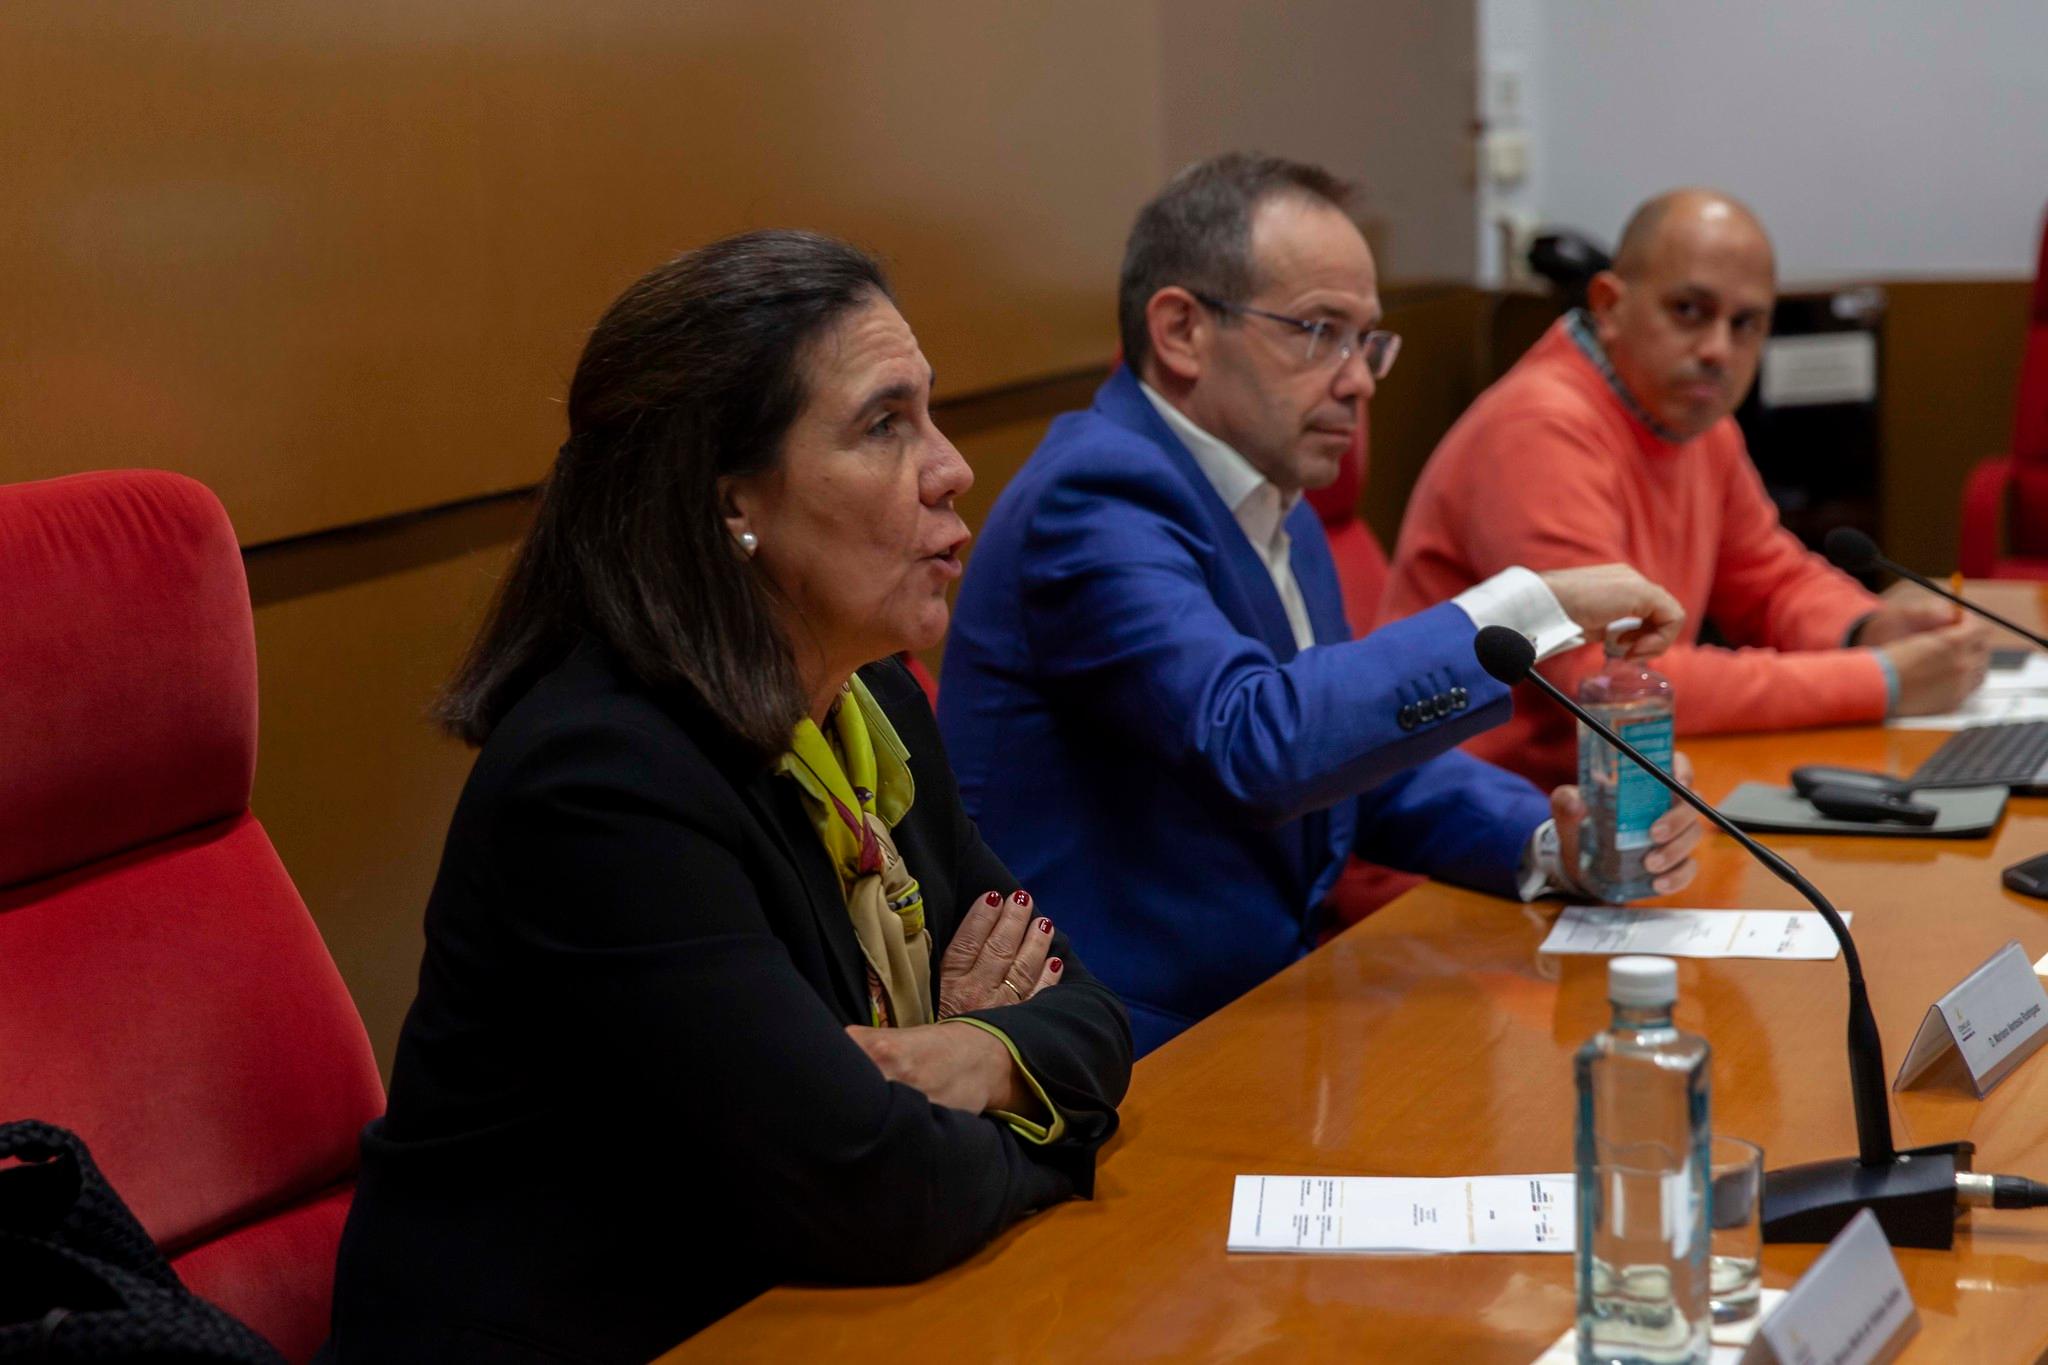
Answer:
[{"xmin": 1762, "ymin": 1141, "xmax": 1974, "ymax": 1249}]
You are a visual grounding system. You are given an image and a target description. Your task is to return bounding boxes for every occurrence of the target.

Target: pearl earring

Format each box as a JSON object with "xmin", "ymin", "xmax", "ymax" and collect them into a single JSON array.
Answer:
[{"xmin": 737, "ymin": 530, "xmax": 759, "ymax": 555}]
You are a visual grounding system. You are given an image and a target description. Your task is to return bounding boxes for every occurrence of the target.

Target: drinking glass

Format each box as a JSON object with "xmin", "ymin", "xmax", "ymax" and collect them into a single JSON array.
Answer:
[{"xmin": 1707, "ymin": 1136, "xmax": 1764, "ymax": 1323}]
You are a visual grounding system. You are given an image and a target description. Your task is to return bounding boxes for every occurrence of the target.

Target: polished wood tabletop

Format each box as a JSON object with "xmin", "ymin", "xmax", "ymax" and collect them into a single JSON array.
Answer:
[{"xmin": 664, "ymin": 584, "xmax": 2048, "ymax": 1364}]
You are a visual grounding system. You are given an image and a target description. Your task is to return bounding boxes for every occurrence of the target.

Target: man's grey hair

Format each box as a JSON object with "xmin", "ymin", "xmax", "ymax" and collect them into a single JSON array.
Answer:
[{"xmin": 1116, "ymin": 151, "xmax": 1353, "ymax": 375}]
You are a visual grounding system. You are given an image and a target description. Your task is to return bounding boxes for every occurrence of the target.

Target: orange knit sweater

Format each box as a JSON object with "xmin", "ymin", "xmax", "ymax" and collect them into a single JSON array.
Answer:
[{"xmin": 1378, "ymin": 319, "xmax": 1887, "ymax": 789}]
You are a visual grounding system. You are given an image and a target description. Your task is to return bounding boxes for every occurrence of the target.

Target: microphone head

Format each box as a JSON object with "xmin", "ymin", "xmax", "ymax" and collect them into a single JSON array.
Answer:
[
  {"xmin": 1823, "ymin": 526, "xmax": 1880, "ymax": 573},
  {"xmin": 1474, "ymin": 625, "xmax": 1537, "ymax": 685}
]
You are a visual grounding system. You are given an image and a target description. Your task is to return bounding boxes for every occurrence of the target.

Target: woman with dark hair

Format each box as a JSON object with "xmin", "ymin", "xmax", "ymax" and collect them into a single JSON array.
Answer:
[{"xmin": 320, "ymin": 230, "xmax": 1131, "ymax": 1364}]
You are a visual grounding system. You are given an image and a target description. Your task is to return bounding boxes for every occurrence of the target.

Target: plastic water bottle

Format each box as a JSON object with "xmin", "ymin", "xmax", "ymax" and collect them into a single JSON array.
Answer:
[
  {"xmin": 1574, "ymin": 956, "xmax": 1711, "ymax": 1365},
  {"xmin": 1577, "ymin": 619, "xmax": 1675, "ymax": 901}
]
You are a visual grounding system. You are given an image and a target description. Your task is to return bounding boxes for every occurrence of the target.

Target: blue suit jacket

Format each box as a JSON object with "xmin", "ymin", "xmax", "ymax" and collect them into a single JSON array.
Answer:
[{"xmin": 938, "ymin": 369, "xmax": 1552, "ymax": 1054}]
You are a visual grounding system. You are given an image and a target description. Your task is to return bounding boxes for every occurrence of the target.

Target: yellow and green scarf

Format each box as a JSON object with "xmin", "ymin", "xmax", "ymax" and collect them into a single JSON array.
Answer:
[
  {"xmin": 775, "ymin": 676, "xmax": 932, "ymax": 1028},
  {"xmin": 776, "ymin": 677, "xmax": 1066, "ymax": 1143}
]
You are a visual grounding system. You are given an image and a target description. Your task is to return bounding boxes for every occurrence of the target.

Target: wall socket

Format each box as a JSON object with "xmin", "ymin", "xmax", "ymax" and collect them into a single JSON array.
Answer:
[
  {"xmin": 1487, "ymin": 65, "xmax": 1526, "ymax": 123},
  {"xmin": 1485, "ymin": 130, "xmax": 1530, "ymax": 186},
  {"xmin": 1494, "ymin": 212, "xmax": 1540, "ymax": 285}
]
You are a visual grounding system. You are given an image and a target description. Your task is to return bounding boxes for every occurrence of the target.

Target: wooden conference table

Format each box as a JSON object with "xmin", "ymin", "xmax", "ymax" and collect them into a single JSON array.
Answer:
[{"xmin": 665, "ymin": 583, "xmax": 2048, "ymax": 1363}]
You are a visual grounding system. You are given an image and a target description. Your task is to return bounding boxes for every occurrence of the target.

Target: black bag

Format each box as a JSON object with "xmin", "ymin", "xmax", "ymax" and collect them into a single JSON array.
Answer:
[{"xmin": 0, "ymin": 1120, "xmax": 285, "ymax": 1364}]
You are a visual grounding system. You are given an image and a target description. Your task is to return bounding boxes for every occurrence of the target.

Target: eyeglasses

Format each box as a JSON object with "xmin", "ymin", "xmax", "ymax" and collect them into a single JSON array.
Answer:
[{"xmin": 1192, "ymin": 292, "xmax": 1401, "ymax": 378}]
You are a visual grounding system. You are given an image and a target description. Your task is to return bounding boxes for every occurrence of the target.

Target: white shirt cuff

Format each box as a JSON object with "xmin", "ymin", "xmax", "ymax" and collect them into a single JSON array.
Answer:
[
  {"xmin": 1453, "ymin": 566, "xmax": 1585, "ymax": 663},
  {"xmin": 1516, "ymin": 818, "xmax": 1583, "ymax": 901}
]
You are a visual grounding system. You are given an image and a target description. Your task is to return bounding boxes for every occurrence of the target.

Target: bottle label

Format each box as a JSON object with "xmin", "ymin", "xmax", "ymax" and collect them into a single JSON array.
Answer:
[{"xmin": 1609, "ymin": 713, "xmax": 1674, "ymax": 850}]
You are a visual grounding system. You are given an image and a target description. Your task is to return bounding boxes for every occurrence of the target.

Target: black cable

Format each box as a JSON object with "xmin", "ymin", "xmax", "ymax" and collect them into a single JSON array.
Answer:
[
  {"xmin": 1955, "ymin": 1172, "xmax": 2048, "ymax": 1209},
  {"xmin": 1992, "ymin": 1175, "xmax": 2048, "ymax": 1209}
]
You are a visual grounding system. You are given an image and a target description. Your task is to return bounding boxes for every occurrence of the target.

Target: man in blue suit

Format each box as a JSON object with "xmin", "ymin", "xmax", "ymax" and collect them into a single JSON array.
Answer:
[{"xmin": 939, "ymin": 153, "xmax": 1702, "ymax": 1054}]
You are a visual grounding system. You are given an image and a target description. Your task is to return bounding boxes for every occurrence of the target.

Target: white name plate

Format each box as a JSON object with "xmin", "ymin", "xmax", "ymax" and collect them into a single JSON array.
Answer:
[
  {"xmin": 1893, "ymin": 940, "xmax": 2048, "ymax": 1097},
  {"xmin": 1741, "ymin": 1209, "xmax": 1917, "ymax": 1365},
  {"xmin": 1225, "ymin": 1173, "xmax": 1572, "ymax": 1254}
]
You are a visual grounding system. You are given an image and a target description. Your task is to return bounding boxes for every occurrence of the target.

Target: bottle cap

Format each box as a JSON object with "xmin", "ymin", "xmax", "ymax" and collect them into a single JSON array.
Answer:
[
  {"xmin": 1608, "ymin": 955, "xmax": 1677, "ymax": 1008},
  {"xmin": 1602, "ymin": 616, "xmax": 1644, "ymax": 659}
]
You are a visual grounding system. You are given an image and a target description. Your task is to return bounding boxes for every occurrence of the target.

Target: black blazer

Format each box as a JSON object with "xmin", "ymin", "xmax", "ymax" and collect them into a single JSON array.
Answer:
[{"xmin": 322, "ymin": 643, "xmax": 1131, "ymax": 1364}]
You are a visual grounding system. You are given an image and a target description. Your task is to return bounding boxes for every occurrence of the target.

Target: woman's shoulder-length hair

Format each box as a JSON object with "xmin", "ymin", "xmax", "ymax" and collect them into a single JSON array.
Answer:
[{"xmin": 436, "ymin": 229, "xmax": 892, "ymax": 762}]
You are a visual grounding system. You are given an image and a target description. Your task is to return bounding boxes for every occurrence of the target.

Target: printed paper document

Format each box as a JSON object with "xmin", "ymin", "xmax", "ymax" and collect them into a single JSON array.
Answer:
[
  {"xmin": 1227, "ymin": 1174, "xmax": 1572, "ymax": 1254},
  {"xmin": 1891, "ymin": 654, "xmax": 2048, "ymax": 730},
  {"xmin": 1540, "ymin": 907, "xmax": 1846, "ymax": 961}
]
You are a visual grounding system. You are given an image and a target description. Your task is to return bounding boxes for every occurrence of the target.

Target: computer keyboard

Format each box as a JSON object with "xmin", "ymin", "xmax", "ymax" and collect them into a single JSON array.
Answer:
[{"xmin": 1908, "ymin": 721, "xmax": 2048, "ymax": 791}]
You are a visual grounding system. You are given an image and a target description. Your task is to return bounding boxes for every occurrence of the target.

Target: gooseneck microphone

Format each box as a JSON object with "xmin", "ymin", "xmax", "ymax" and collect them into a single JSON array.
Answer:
[
  {"xmin": 1824, "ymin": 527, "xmax": 2048, "ymax": 651},
  {"xmin": 1474, "ymin": 625, "xmax": 1984, "ymax": 1248}
]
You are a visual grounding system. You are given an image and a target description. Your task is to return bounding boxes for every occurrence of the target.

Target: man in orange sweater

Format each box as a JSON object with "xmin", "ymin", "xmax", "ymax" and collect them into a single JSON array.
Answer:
[{"xmin": 1380, "ymin": 189, "xmax": 1989, "ymax": 787}]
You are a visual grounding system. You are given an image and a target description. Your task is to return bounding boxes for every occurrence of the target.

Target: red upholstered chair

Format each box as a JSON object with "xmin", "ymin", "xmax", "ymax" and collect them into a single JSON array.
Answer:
[
  {"xmin": 1959, "ymin": 207, "xmax": 2048, "ymax": 578},
  {"xmin": 1303, "ymin": 429, "xmax": 1424, "ymax": 926},
  {"xmin": 1303, "ymin": 425, "xmax": 1391, "ymax": 635},
  {"xmin": 900, "ymin": 651, "xmax": 940, "ymax": 708},
  {"xmin": 0, "ymin": 470, "xmax": 385, "ymax": 1362}
]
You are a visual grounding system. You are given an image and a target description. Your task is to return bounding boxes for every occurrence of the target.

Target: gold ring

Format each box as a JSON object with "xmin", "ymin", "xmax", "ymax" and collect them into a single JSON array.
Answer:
[{"xmin": 1001, "ymin": 979, "xmax": 1024, "ymax": 1003}]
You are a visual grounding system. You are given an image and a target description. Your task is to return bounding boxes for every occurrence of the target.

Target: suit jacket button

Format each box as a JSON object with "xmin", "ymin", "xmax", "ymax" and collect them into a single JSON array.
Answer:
[
  {"xmin": 1453, "ymin": 686, "xmax": 1469, "ymax": 709},
  {"xmin": 1398, "ymin": 704, "xmax": 1418, "ymax": 731}
]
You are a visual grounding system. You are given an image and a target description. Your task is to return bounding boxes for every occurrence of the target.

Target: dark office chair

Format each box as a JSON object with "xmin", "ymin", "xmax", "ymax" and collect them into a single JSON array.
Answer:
[{"xmin": 1527, "ymin": 229, "xmax": 1613, "ymax": 313}]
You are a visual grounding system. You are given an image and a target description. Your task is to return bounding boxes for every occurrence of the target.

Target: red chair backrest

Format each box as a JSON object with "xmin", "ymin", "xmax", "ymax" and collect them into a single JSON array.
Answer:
[
  {"xmin": 1110, "ymin": 350, "xmax": 1389, "ymax": 635},
  {"xmin": 0, "ymin": 471, "xmax": 384, "ymax": 1361},
  {"xmin": 1303, "ymin": 426, "xmax": 1389, "ymax": 637},
  {"xmin": 901, "ymin": 652, "xmax": 940, "ymax": 708},
  {"xmin": 2005, "ymin": 211, "xmax": 2048, "ymax": 555}
]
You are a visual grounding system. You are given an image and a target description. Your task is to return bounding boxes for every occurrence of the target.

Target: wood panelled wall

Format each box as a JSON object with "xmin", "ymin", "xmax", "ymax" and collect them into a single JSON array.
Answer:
[
  {"xmin": 4, "ymin": 1, "xmax": 1161, "ymax": 544},
  {"xmin": 6, "ymin": 0, "xmax": 1155, "ymax": 1074},
  {"xmin": 1881, "ymin": 281, "xmax": 2032, "ymax": 575}
]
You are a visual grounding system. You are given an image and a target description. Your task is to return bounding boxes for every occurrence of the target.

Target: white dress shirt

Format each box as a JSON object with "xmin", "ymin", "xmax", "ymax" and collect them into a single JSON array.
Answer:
[
  {"xmin": 1138, "ymin": 382, "xmax": 1584, "ymax": 897},
  {"xmin": 1142, "ymin": 385, "xmax": 1317, "ymax": 648}
]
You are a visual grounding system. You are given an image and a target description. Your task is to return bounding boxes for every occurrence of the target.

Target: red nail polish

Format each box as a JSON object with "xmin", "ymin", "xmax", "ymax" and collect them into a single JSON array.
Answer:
[
  {"xmin": 1048, "ymin": 957, "xmax": 1063, "ymax": 973},
  {"xmin": 1037, "ymin": 917, "xmax": 1052, "ymax": 934},
  {"xmin": 984, "ymin": 891, "xmax": 1002, "ymax": 907},
  {"xmin": 1012, "ymin": 890, "xmax": 1030, "ymax": 906}
]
